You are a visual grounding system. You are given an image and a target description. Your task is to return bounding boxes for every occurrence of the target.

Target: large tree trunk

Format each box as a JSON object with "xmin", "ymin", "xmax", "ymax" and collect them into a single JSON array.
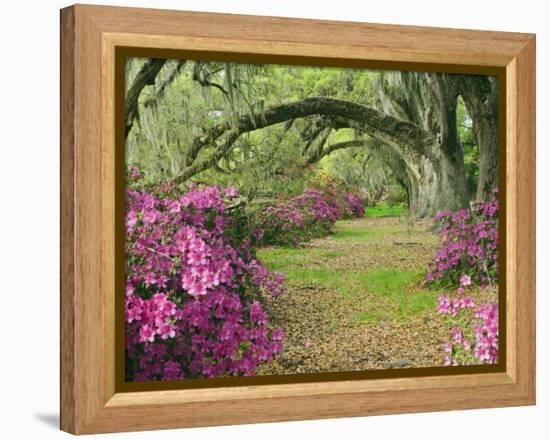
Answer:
[
  {"xmin": 397, "ymin": 150, "xmax": 467, "ymax": 217},
  {"xmin": 376, "ymin": 72, "xmax": 469, "ymax": 215},
  {"xmin": 427, "ymin": 73, "xmax": 469, "ymax": 212},
  {"xmin": 458, "ymin": 76, "xmax": 499, "ymax": 201}
]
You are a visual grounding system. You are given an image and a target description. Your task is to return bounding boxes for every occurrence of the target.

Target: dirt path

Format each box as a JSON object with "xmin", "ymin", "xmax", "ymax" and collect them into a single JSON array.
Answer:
[{"xmin": 256, "ymin": 216, "xmax": 489, "ymax": 375}]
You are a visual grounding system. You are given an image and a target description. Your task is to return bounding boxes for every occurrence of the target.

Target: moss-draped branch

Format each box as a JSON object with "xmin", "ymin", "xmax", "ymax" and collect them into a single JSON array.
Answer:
[
  {"xmin": 125, "ymin": 59, "xmax": 167, "ymax": 138},
  {"xmin": 173, "ymin": 97, "xmax": 435, "ymax": 184}
]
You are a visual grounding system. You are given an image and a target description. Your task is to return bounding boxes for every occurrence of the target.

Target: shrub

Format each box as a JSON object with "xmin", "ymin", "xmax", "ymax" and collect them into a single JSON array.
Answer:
[
  {"xmin": 426, "ymin": 189, "xmax": 499, "ymax": 288},
  {"xmin": 254, "ymin": 203, "xmax": 305, "ymax": 246},
  {"xmin": 430, "ymin": 189, "xmax": 500, "ymax": 366},
  {"xmin": 343, "ymin": 192, "xmax": 365, "ymax": 218},
  {"xmin": 436, "ymin": 277, "xmax": 499, "ymax": 366},
  {"xmin": 308, "ymin": 172, "xmax": 365, "ymax": 219},
  {"xmin": 253, "ymin": 187, "xmax": 365, "ymax": 246},
  {"xmin": 124, "ymin": 171, "xmax": 285, "ymax": 381},
  {"xmin": 290, "ymin": 188, "xmax": 340, "ymax": 232}
]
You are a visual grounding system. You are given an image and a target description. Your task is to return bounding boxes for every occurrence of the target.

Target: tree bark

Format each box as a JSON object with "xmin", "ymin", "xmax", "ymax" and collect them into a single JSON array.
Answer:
[
  {"xmin": 125, "ymin": 59, "xmax": 166, "ymax": 138},
  {"xmin": 458, "ymin": 76, "xmax": 499, "ymax": 201},
  {"xmin": 425, "ymin": 73, "xmax": 469, "ymax": 214},
  {"xmin": 375, "ymin": 72, "xmax": 470, "ymax": 215}
]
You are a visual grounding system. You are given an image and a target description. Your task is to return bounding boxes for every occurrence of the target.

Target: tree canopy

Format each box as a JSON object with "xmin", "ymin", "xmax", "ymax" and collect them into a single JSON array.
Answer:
[{"xmin": 125, "ymin": 58, "xmax": 498, "ymax": 215}]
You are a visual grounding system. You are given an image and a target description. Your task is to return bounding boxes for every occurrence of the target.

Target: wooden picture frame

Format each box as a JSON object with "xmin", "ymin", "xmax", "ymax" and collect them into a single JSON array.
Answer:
[{"xmin": 60, "ymin": 4, "xmax": 536, "ymax": 434}]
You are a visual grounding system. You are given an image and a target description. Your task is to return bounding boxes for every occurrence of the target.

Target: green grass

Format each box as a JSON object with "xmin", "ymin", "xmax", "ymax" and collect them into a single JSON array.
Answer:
[
  {"xmin": 258, "ymin": 246, "xmax": 438, "ymax": 323},
  {"xmin": 351, "ymin": 269, "xmax": 438, "ymax": 323},
  {"xmin": 330, "ymin": 225, "xmax": 384, "ymax": 242},
  {"xmin": 257, "ymin": 218, "xmax": 437, "ymax": 325},
  {"xmin": 354, "ymin": 311, "xmax": 383, "ymax": 324},
  {"xmin": 257, "ymin": 246, "xmax": 352, "ymax": 292},
  {"xmin": 353, "ymin": 269, "xmax": 421, "ymax": 297},
  {"xmin": 256, "ymin": 247, "xmax": 344, "ymax": 272},
  {"xmin": 364, "ymin": 202, "xmax": 405, "ymax": 218}
]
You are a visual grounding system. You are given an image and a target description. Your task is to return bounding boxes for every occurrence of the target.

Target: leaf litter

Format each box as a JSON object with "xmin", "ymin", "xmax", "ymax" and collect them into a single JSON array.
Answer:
[{"xmin": 257, "ymin": 216, "xmax": 497, "ymax": 375}]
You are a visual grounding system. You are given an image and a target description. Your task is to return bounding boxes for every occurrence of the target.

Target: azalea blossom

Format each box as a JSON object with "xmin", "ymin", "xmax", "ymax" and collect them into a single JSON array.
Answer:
[
  {"xmin": 460, "ymin": 274, "xmax": 472, "ymax": 287},
  {"xmin": 224, "ymin": 186, "xmax": 238, "ymax": 197},
  {"xmin": 426, "ymin": 195, "xmax": 498, "ymax": 288},
  {"xmin": 125, "ymin": 171, "xmax": 285, "ymax": 381},
  {"xmin": 434, "ymin": 193, "xmax": 499, "ymax": 367},
  {"xmin": 143, "ymin": 208, "xmax": 159, "ymax": 224},
  {"xmin": 139, "ymin": 325, "xmax": 155, "ymax": 343},
  {"xmin": 437, "ymin": 294, "xmax": 452, "ymax": 314}
]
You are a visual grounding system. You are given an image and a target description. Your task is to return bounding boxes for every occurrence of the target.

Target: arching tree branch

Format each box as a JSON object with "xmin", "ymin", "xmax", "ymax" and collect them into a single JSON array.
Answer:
[{"xmin": 184, "ymin": 97, "xmax": 435, "ymax": 170}]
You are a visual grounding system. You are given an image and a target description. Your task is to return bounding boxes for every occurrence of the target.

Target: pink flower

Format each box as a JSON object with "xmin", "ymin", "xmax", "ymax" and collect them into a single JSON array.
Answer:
[
  {"xmin": 163, "ymin": 360, "xmax": 181, "ymax": 380},
  {"xmin": 139, "ymin": 325, "xmax": 155, "ymax": 343},
  {"xmin": 126, "ymin": 304, "xmax": 142, "ymax": 323},
  {"xmin": 168, "ymin": 199, "xmax": 181, "ymax": 213},
  {"xmin": 271, "ymin": 328, "xmax": 284, "ymax": 341},
  {"xmin": 129, "ymin": 166, "xmax": 141, "ymax": 179},
  {"xmin": 188, "ymin": 281, "xmax": 207, "ymax": 297},
  {"xmin": 462, "ymin": 296, "xmax": 475, "ymax": 308},
  {"xmin": 190, "ymin": 265, "xmax": 208, "ymax": 279},
  {"xmin": 187, "ymin": 237, "xmax": 206, "ymax": 253},
  {"xmin": 156, "ymin": 275, "xmax": 168, "ymax": 288},
  {"xmin": 201, "ymin": 270, "xmax": 219, "ymax": 288},
  {"xmin": 125, "ymin": 282, "xmax": 135, "ymax": 297},
  {"xmin": 126, "ymin": 210, "xmax": 138, "ymax": 228},
  {"xmin": 143, "ymin": 209, "xmax": 159, "ymax": 224},
  {"xmin": 157, "ymin": 322, "xmax": 176, "ymax": 340},
  {"xmin": 437, "ymin": 294, "xmax": 451, "ymax": 314},
  {"xmin": 475, "ymin": 344, "xmax": 490, "ymax": 361},
  {"xmin": 224, "ymin": 186, "xmax": 238, "ymax": 197},
  {"xmin": 452, "ymin": 298, "xmax": 461, "ymax": 316},
  {"xmin": 187, "ymin": 251, "xmax": 207, "ymax": 266},
  {"xmin": 144, "ymin": 272, "xmax": 157, "ymax": 286},
  {"xmin": 451, "ymin": 327, "xmax": 463, "ymax": 343},
  {"xmin": 460, "ymin": 274, "xmax": 471, "ymax": 287},
  {"xmin": 181, "ymin": 272, "xmax": 195, "ymax": 291}
]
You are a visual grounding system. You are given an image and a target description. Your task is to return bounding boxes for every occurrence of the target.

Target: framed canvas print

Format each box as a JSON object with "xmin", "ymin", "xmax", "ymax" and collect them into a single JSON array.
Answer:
[{"xmin": 60, "ymin": 4, "xmax": 536, "ymax": 435}]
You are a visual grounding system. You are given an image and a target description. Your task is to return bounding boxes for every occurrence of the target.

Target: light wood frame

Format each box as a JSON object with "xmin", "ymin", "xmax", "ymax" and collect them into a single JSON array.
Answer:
[{"xmin": 60, "ymin": 4, "xmax": 536, "ymax": 434}]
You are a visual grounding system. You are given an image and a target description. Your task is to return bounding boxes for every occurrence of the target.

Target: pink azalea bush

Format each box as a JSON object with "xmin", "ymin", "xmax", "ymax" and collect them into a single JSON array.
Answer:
[
  {"xmin": 437, "ymin": 281, "xmax": 499, "ymax": 366},
  {"xmin": 255, "ymin": 187, "xmax": 365, "ymax": 246},
  {"xmin": 431, "ymin": 189, "xmax": 500, "ymax": 366},
  {"xmin": 308, "ymin": 172, "xmax": 365, "ymax": 219},
  {"xmin": 426, "ymin": 189, "xmax": 499, "ymax": 288},
  {"xmin": 125, "ymin": 168, "xmax": 285, "ymax": 381},
  {"xmin": 254, "ymin": 203, "xmax": 305, "ymax": 247},
  {"xmin": 290, "ymin": 188, "xmax": 341, "ymax": 231},
  {"xmin": 343, "ymin": 192, "xmax": 366, "ymax": 218}
]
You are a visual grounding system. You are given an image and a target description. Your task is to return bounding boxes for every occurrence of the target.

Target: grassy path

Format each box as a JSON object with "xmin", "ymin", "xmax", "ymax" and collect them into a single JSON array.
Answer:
[{"xmin": 256, "ymin": 213, "xmax": 450, "ymax": 375}]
